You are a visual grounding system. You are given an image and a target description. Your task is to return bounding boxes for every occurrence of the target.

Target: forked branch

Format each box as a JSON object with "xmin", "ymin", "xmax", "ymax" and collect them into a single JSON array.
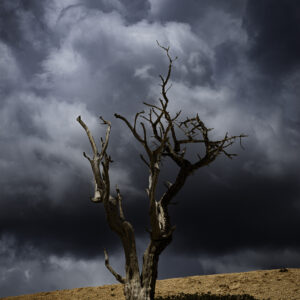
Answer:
[
  {"xmin": 77, "ymin": 115, "xmax": 112, "ymax": 202},
  {"xmin": 78, "ymin": 116, "xmax": 140, "ymax": 285}
]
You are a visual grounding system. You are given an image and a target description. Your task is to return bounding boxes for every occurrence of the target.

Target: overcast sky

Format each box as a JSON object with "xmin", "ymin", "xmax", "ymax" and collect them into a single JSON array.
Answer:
[{"xmin": 0, "ymin": 0, "xmax": 300, "ymax": 297}]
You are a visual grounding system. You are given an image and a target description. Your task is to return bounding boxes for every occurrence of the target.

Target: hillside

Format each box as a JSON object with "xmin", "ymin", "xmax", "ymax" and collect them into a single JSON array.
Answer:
[{"xmin": 1, "ymin": 268, "xmax": 299, "ymax": 300}]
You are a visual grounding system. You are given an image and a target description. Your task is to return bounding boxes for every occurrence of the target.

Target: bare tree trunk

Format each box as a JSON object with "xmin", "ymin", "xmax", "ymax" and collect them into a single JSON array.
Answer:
[
  {"xmin": 123, "ymin": 239, "xmax": 171, "ymax": 300},
  {"xmin": 77, "ymin": 42, "xmax": 246, "ymax": 300},
  {"xmin": 123, "ymin": 279, "xmax": 143, "ymax": 300},
  {"xmin": 141, "ymin": 238, "xmax": 172, "ymax": 300}
]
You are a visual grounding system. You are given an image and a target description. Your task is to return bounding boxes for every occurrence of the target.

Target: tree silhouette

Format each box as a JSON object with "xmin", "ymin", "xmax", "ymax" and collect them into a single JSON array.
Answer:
[{"xmin": 77, "ymin": 42, "xmax": 246, "ymax": 300}]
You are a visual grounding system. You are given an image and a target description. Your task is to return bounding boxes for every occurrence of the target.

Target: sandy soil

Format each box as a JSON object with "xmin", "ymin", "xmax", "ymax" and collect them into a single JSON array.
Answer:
[{"xmin": 1, "ymin": 268, "xmax": 299, "ymax": 300}]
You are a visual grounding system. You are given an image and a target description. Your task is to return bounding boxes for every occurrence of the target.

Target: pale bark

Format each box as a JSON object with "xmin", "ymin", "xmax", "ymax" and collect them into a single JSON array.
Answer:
[{"xmin": 77, "ymin": 43, "xmax": 246, "ymax": 300}]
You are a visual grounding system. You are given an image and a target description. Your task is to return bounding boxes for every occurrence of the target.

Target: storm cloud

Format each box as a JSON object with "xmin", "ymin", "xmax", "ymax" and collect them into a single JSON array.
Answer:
[{"xmin": 0, "ymin": 0, "xmax": 299, "ymax": 297}]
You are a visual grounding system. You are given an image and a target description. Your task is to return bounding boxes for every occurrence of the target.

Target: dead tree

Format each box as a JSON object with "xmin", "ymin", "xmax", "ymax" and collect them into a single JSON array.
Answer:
[{"xmin": 77, "ymin": 43, "xmax": 246, "ymax": 300}]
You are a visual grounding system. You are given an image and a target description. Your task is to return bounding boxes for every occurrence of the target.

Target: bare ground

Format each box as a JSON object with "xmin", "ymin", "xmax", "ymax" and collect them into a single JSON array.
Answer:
[{"xmin": 1, "ymin": 268, "xmax": 299, "ymax": 300}]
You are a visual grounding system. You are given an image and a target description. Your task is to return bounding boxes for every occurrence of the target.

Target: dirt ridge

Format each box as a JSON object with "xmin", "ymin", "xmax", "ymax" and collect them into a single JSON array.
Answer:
[{"xmin": 1, "ymin": 268, "xmax": 299, "ymax": 300}]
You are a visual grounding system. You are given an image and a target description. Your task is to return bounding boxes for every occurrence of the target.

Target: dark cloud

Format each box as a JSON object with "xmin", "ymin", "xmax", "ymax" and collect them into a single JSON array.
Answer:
[
  {"xmin": 0, "ymin": 234, "xmax": 116, "ymax": 297},
  {"xmin": 214, "ymin": 41, "xmax": 241, "ymax": 82},
  {"xmin": 84, "ymin": 0, "xmax": 151, "ymax": 23},
  {"xmin": 244, "ymin": 0, "xmax": 300, "ymax": 78},
  {"xmin": 149, "ymin": 0, "xmax": 246, "ymax": 24},
  {"xmin": 0, "ymin": 189, "xmax": 150, "ymax": 259},
  {"xmin": 0, "ymin": 0, "xmax": 300, "ymax": 297},
  {"xmin": 170, "ymin": 164, "xmax": 300, "ymax": 255},
  {"xmin": 0, "ymin": 0, "xmax": 51, "ymax": 77}
]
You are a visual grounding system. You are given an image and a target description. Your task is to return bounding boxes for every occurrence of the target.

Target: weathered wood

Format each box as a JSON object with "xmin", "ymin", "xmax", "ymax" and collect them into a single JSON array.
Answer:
[{"xmin": 77, "ymin": 43, "xmax": 246, "ymax": 300}]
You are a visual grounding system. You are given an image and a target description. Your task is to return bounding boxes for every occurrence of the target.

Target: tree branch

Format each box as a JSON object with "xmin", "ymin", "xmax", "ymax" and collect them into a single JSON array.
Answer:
[
  {"xmin": 116, "ymin": 185, "xmax": 125, "ymax": 221},
  {"xmin": 104, "ymin": 248, "xmax": 125, "ymax": 284},
  {"xmin": 77, "ymin": 116, "xmax": 98, "ymax": 156},
  {"xmin": 140, "ymin": 154, "xmax": 150, "ymax": 168},
  {"xmin": 114, "ymin": 113, "xmax": 151, "ymax": 156},
  {"xmin": 99, "ymin": 116, "xmax": 111, "ymax": 160}
]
